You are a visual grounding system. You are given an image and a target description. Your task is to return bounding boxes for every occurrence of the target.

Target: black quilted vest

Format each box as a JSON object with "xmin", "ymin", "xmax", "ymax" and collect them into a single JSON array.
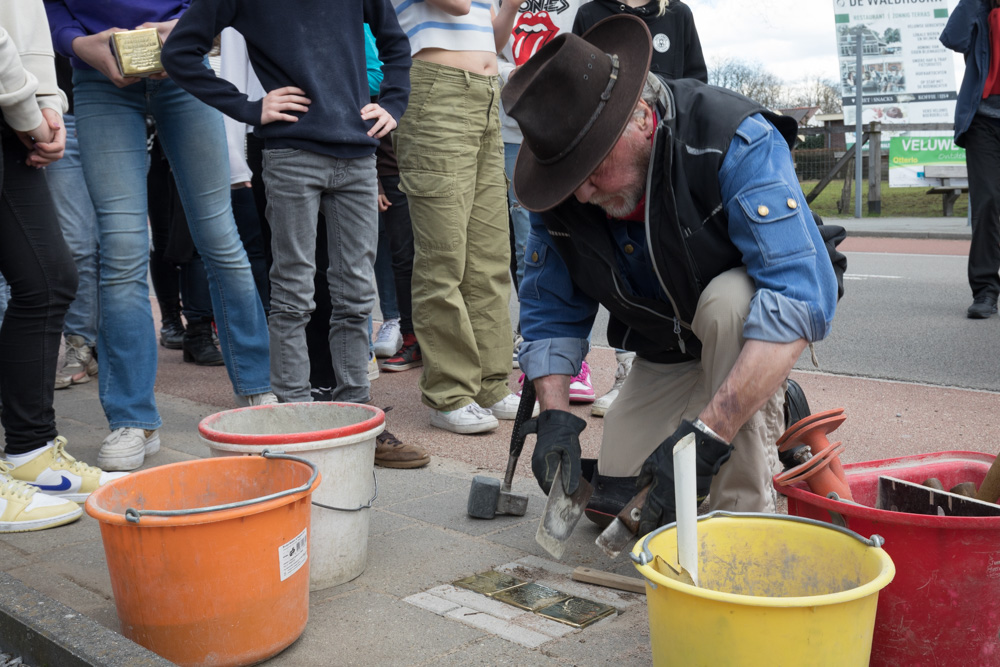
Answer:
[{"xmin": 539, "ymin": 78, "xmax": 798, "ymax": 363}]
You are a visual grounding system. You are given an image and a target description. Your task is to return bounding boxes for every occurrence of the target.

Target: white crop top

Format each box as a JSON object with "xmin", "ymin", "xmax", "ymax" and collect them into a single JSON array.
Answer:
[{"xmin": 392, "ymin": 0, "xmax": 496, "ymax": 55}]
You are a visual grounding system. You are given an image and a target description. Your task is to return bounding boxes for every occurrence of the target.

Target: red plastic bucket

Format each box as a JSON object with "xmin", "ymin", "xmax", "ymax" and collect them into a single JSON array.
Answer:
[{"xmin": 777, "ymin": 451, "xmax": 1000, "ymax": 666}]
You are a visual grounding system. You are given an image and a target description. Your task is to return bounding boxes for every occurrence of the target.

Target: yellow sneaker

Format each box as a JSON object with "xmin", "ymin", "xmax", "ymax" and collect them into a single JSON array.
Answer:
[
  {"xmin": 7, "ymin": 437, "xmax": 128, "ymax": 503},
  {"xmin": 0, "ymin": 463, "xmax": 82, "ymax": 532}
]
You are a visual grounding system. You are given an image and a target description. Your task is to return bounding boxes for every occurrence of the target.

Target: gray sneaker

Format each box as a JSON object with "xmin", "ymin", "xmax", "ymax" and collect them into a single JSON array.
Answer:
[
  {"xmin": 98, "ymin": 428, "xmax": 160, "ymax": 472},
  {"xmin": 55, "ymin": 335, "xmax": 98, "ymax": 390},
  {"xmin": 235, "ymin": 391, "xmax": 278, "ymax": 407},
  {"xmin": 591, "ymin": 351, "xmax": 635, "ymax": 417}
]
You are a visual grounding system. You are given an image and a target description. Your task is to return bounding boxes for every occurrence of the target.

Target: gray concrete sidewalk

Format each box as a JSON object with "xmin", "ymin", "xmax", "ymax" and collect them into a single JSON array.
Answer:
[
  {"xmin": 829, "ymin": 215, "xmax": 971, "ymax": 240},
  {"xmin": 3, "ymin": 380, "xmax": 652, "ymax": 666}
]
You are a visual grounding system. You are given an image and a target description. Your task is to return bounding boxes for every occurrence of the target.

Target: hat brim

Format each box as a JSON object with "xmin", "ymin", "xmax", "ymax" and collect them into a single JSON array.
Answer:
[{"xmin": 513, "ymin": 16, "xmax": 653, "ymax": 212}]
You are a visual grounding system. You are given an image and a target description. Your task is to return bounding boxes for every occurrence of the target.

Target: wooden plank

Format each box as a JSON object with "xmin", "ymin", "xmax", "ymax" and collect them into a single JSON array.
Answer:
[
  {"xmin": 876, "ymin": 476, "xmax": 1000, "ymax": 517},
  {"xmin": 572, "ymin": 567, "xmax": 647, "ymax": 594},
  {"xmin": 924, "ymin": 165, "xmax": 968, "ymax": 179}
]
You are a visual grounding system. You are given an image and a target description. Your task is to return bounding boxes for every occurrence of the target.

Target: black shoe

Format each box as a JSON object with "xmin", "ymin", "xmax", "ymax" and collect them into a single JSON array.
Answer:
[
  {"xmin": 182, "ymin": 319, "xmax": 224, "ymax": 366},
  {"xmin": 159, "ymin": 312, "xmax": 185, "ymax": 350},
  {"xmin": 310, "ymin": 386, "xmax": 333, "ymax": 401},
  {"xmin": 968, "ymin": 296, "xmax": 998, "ymax": 319},
  {"xmin": 584, "ymin": 468, "xmax": 640, "ymax": 529}
]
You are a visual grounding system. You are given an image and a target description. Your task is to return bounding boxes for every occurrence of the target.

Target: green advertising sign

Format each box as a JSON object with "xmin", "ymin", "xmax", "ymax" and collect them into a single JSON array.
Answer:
[{"xmin": 888, "ymin": 136, "xmax": 966, "ymax": 187}]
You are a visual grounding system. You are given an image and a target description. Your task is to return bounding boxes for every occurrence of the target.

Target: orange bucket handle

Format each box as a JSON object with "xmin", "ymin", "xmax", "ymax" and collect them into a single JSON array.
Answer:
[{"xmin": 124, "ymin": 450, "xmax": 318, "ymax": 524}]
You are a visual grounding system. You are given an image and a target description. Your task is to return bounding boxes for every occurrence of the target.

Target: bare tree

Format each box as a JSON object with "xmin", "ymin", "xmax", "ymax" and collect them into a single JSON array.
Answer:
[
  {"xmin": 782, "ymin": 75, "xmax": 843, "ymax": 114},
  {"xmin": 707, "ymin": 57, "xmax": 784, "ymax": 109}
]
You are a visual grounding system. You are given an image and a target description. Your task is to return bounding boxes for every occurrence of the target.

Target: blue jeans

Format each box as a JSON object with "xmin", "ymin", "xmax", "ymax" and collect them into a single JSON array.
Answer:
[
  {"xmin": 505, "ymin": 142, "xmax": 531, "ymax": 289},
  {"xmin": 73, "ymin": 71, "xmax": 271, "ymax": 429},
  {"xmin": 262, "ymin": 148, "xmax": 377, "ymax": 404},
  {"xmin": 43, "ymin": 114, "xmax": 99, "ymax": 346},
  {"xmin": 0, "ymin": 274, "xmax": 8, "ymax": 328}
]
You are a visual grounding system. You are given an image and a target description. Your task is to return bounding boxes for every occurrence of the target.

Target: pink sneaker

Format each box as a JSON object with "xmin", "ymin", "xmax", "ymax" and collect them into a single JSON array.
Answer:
[{"xmin": 569, "ymin": 360, "xmax": 596, "ymax": 403}]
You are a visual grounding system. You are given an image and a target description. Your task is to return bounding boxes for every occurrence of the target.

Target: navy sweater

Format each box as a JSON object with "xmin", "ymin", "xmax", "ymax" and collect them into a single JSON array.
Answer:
[{"xmin": 162, "ymin": 0, "xmax": 411, "ymax": 158}]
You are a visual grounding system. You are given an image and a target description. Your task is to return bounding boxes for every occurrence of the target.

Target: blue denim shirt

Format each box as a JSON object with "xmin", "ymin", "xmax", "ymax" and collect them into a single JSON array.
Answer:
[{"xmin": 519, "ymin": 113, "xmax": 838, "ymax": 381}]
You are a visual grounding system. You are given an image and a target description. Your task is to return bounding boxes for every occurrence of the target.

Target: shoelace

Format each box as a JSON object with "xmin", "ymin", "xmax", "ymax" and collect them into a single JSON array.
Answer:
[
  {"xmin": 377, "ymin": 429, "xmax": 403, "ymax": 447},
  {"xmin": 0, "ymin": 461, "xmax": 38, "ymax": 500},
  {"xmin": 64, "ymin": 344, "xmax": 88, "ymax": 365},
  {"xmin": 467, "ymin": 404, "xmax": 494, "ymax": 419},
  {"xmin": 50, "ymin": 436, "xmax": 101, "ymax": 477},
  {"xmin": 374, "ymin": 320, "xmax": 400, "ymax": 344}
]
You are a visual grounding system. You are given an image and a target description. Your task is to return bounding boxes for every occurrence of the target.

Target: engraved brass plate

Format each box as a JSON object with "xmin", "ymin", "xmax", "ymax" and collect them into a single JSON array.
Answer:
[
  {"xmin": 452, "ymin": 571, "xmax": 524, "ymax": 596},
  {"xmin": 110, "ymin": 28, "xmax": 163, "ymax": 77},
  {"xmin": 492, "ymin": 582, "xmax": 570, "ymax": 611},
  {"xmin": 535, "ymin": 596, "xmax": 617, "ymax": 628}
]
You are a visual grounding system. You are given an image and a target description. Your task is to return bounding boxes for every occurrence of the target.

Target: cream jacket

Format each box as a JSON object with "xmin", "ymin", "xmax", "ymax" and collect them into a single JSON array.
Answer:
[{"xmin": 0, "ymin": 1, "xmax": 67, "ymax": 132}]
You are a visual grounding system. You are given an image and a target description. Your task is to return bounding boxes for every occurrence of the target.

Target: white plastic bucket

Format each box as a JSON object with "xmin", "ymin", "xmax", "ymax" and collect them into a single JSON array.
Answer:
[{"xmin": 199, "ymin": 402, "xmax": 383, "ymax": 591}]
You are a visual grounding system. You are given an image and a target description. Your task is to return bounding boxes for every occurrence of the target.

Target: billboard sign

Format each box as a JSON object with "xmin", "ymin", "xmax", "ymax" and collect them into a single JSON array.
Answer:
[{"xmin": 833, "ymin": 0, "xmax": 957, "ymax": 147}]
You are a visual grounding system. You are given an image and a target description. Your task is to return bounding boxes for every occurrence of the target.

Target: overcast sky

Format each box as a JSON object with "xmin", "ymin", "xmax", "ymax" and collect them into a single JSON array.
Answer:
[{"xmin": 692, "ymin": 0, "xmax": 963, "ymax": 86}]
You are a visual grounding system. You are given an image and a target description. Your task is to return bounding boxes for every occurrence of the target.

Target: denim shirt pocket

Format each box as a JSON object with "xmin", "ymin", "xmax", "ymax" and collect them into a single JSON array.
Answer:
[
  {"xmin": 521, "ymin": 233, "xmax": 549, "ymax": 301},
  {"xmin": 736, "ymin": 182, "xmax": 816, "ymax": 266}
]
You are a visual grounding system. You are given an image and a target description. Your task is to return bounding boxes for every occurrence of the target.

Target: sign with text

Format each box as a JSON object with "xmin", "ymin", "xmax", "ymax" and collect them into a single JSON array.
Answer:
[
  {"xmin": 888, "ymin": 135, "xmax": 966, "ymax": 187},
  {"xmin": 833, "ymin": 0, "xmax": 957, "ymax": 148}
]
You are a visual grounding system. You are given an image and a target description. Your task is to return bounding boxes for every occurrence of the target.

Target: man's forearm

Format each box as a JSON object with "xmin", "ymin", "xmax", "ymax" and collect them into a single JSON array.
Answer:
[
  {"xmin": 698, "ymin": 338, "xmax": 807, "ymax": 443},
  {"xmin": 534, "ymin": 375, "xmax": 572, "ymax": 413}
]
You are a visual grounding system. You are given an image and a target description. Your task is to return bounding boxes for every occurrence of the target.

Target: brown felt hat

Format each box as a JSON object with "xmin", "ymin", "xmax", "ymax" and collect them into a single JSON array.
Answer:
[{"xmin": 502, "ymin": 15, "xmax": 653, "ymax": 212}]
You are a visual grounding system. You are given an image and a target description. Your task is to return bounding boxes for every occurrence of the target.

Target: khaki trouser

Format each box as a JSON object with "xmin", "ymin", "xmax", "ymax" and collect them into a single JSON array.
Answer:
[
  {"xmin": 600, "ymin": 268, "xmax": 784, "ymax": 513},
  {"xmin": 394, "ymin": 60, "xmax": 513, "ymax": 412}
]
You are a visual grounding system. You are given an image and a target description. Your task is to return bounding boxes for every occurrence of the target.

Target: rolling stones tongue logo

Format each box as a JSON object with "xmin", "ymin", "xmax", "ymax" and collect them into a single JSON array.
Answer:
[{"xmin": 512, "ymin": 11, "xmax": 560, "ymax": 65}]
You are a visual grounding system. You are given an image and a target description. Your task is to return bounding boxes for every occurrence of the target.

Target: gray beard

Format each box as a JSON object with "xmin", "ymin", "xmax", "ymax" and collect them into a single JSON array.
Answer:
[{"xmin": 592, "ymin": 188, "xmax": 644, "ymax": 219}]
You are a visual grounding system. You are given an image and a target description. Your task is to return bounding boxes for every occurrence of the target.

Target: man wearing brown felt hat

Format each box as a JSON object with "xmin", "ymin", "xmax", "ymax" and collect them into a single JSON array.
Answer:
[{"xmin": 506, "ymin": 15, "xmax": 847, "ymax": 534}]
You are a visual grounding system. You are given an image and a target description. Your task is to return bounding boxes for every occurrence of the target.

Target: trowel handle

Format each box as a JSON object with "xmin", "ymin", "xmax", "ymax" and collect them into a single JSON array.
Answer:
[
  {"xmin": 976, "ymin": 453, "xmax": 1000, "ymax": 504},
  {"xmin": 618, "ymin": 485, "xmax": 651, "ymax": 535},
  {"xmin": 503, "ymin": 381, "xmax": 537, "ymax": 488}
]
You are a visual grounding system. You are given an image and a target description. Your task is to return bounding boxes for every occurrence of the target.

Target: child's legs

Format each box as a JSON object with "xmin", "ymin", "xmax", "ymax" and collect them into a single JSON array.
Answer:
[
  {"xmin": 467, "ymin": 85, "xmax": 512, "ymax": 409},
  {"xmin": 381, "ymin": 174, "xmax": 415, "ymax": 334},
  {"xmin": 396, "ymin": 62, "xmax": 483, "ymax": 411},
  {"xmin": 262, "ymin": 149, "xmax": 324, "ymax": 402},
  {"xmin": 321, "ymin": 156, "xmax": 378, "ymax": 404}
]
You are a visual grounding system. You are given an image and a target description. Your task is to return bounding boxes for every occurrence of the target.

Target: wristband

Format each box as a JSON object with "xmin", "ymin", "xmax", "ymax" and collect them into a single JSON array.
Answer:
[{"xmin": 693, "ymin": 418, "xmax": 727, "ymax": 444}]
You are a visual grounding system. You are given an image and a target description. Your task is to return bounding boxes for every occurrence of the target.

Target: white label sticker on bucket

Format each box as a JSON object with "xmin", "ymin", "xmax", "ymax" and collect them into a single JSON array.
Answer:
[{"xmin": 279, "ymin": 528, "xmax": 308, "ymax": 581}]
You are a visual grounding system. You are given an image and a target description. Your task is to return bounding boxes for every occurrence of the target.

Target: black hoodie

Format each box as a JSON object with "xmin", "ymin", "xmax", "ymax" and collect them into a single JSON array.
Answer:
[{"xmin": 573, "ymin": 0, "xmax": 707, "ymax": 83}]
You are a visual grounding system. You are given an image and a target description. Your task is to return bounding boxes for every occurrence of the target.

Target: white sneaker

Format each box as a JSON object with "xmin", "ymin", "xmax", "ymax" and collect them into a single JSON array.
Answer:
[
  {"xmin": 235, "ymin": 391, "xmax": 278, "ymax": 407},
  {"xmin": 368, "ymin": 354, "xmax": 380, "ymax": 381},
  {"xmin": 0, "ymin": 464, "xmax": 82, "ymax": 532},
  {"xmin": 97, "ymin": 428, "xmax": 161, "ymax": 472},
  {"xmin": 488, "ymin": 393, "xmax": 540, "ymax": 420},
  {"xmin": 373, "ymin": 318, "xmax": 403, "ymax": 358},
  {"xmin": 592, "ymin": 351, "xmax": 636, "ymax": 417},
  {"xmin": 429, "ymin": 403, "xmax": 499, "ymax": 434}
]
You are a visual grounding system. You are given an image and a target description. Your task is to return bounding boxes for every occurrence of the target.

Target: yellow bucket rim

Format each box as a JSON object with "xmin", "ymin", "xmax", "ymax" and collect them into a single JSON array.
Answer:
[{"xmin": 631, "ymin": 511, "xmax": 896, "ymax": 608}]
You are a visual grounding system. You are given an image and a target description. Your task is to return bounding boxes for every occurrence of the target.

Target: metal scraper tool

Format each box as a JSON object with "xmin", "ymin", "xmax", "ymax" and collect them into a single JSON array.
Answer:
[{"xmin": 535, "ymin": 461, "xmax": 593, "ymax": 559}]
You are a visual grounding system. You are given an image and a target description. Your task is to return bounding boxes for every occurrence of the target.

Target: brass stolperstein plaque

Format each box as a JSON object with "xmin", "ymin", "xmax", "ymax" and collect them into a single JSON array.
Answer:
[
  {"xmin": 110, "ymin": 28, "xmax": 163, "ymax": 77},
  {"xmin": 491, "ymin": 582, "xmax": 569, "ymax": 611},
  {"xmin": 452, "ymin": 571, "xmax": 524, "ymax": 596},
  {"xmin": 535, "ymin": 596, "xmax": 617, "ymax": 629}
]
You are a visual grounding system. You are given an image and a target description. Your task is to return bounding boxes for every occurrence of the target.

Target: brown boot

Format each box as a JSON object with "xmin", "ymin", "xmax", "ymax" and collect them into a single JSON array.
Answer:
[{"xmin": 375, "ymin": 429, "xmax": 429, "ymax": 469}]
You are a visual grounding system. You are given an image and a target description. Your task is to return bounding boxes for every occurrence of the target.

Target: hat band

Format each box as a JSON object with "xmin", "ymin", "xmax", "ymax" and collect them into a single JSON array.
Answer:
[{"xmin": 535, "ymin": 53, "xmax": 620, "ymax": 166}]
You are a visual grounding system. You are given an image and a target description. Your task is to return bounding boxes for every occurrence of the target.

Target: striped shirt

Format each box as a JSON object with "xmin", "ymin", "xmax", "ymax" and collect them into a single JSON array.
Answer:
[{"xmin": 392, "ymin": 0, "xmax": 495, "ymax": 55}]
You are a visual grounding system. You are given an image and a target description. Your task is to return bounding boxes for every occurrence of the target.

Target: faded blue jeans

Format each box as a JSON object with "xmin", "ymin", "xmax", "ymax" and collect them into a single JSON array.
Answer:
[
  {"xmin": 43, "ymin": 114, "xmax": 99, "ymax": 346},
  {"xmin": 73, "ymin": 71, "xmax": 271, "ymax": 430},
  {"xmin": 504, "ymin": 142, "xmax": 531, "ymax": 289},
  {"xmin": 263, "ymin": 148, "xmax": 378, "ymax": 404}
]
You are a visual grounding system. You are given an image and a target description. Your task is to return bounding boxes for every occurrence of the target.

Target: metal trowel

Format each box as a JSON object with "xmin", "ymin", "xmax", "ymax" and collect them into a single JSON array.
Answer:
[{"xmin": 535, "ymin": 461, "xmax": 593, "ymax": 559}]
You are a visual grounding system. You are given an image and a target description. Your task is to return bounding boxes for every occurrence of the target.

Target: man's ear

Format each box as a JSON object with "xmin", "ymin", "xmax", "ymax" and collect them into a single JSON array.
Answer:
[{"xmin": 633, "ymin": 101, "xmax": 653, "ymax": 136}]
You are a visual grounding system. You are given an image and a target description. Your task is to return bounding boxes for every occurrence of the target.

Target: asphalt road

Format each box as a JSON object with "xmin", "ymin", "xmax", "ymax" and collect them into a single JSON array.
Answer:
[
  {"xmin": 801, "ymin": 249, "xmax": 1000, "ymax": 392},
  {"xmin": 509, "ymin": 245, "xmax": 999, "ymax": 392}
]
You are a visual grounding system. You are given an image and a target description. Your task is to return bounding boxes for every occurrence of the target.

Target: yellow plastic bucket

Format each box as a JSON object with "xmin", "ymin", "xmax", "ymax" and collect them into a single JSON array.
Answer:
[{"xmin": 631, "ymin": 512, "xmax": 895, "ymax": 667}]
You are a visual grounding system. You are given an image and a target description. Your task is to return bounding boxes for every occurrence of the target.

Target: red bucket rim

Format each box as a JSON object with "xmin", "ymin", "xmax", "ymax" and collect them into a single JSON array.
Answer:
[{"xmin": 198, "ymin": 402, "xmax": 384, "ymax": 446}]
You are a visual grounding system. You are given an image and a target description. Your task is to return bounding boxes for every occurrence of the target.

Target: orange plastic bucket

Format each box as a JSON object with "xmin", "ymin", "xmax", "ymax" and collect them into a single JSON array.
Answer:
[{"xmin": 85, "ymin": 452, "xmax": 320, "ymax": 667}]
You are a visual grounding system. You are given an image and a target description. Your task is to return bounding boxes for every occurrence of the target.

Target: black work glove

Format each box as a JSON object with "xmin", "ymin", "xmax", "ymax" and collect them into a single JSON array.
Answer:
[
  {"xmin": 521, "ymin": 409, "xmax": 586, "ymax": 495},
  {"xmin": 636, "ymin": 419, "xmax": 734, "ymax": 535}
]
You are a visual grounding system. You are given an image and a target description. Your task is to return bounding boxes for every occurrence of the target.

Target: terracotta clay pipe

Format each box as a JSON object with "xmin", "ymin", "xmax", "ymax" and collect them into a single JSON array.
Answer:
[{"xmin": 774, "ymin": 408, "xmax": 853, "ymax": 501}]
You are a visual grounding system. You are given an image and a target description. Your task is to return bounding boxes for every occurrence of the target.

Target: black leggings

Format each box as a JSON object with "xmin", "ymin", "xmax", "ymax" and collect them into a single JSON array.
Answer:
[{"xmin": 0, "ymin": 129, "xmax": 78, "ymax": 455}]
